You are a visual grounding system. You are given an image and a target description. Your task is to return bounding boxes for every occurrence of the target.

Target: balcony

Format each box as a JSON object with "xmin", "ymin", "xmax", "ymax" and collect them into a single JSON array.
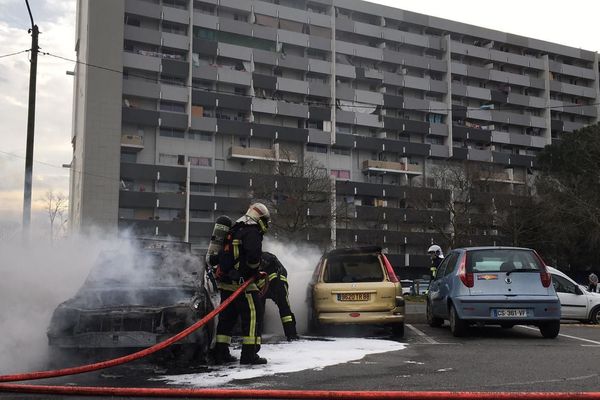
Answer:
[
  {"xmin": 121, "ymin": 135, "xmax": 144, "ymax": 151},
  {"xmin": 483, "ymin": 169, "xmax": 525, "ymax": 184},
  {"xmin": 228, "ymin": 146, "xmax": 297, "ymax": 163},
  {"xmin": 362, "ymin": 160, "xmax": 422, "ymax": 175}
]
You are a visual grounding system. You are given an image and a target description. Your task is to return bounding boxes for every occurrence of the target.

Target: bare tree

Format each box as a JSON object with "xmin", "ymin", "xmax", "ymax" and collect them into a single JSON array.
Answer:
[
  {"xmin": 422, "ymin": 161, "xmax": 495, "ymax": 249},
  {"xmin": 248, "ymin": 155, "xmax": 332, "ymax": 244},
  {"xmin": 42, "ymin": 190, "xmax": 68, "ymax": 243}
]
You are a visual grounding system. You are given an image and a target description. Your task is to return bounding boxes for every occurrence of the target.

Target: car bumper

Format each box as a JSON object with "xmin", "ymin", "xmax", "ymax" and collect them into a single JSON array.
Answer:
[
  {"xmin": 453, "ymin": 295, "xmax": 561, "ymax": 322},
  {"xmin": 318, "ymin": 307, "xmax": 405, "ymax": 326},
  {"xmin": 48, "ymin": 331, "xmax": 198, "ymax": 348}
]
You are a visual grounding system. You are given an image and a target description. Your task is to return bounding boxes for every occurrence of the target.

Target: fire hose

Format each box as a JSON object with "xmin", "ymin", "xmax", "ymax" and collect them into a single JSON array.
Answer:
[{"xmin": 1, "ymin": 272, "xmax": 600, "ymax": 399}]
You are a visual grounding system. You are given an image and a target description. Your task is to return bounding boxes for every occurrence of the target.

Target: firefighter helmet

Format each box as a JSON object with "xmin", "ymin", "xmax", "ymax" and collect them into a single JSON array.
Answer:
[
  {"xmin": 427, "ymin": 244, "xmax": 443, "ymax": 258},
  {"xmin": 245, "ymin": 202, "xmax": 271, "ymax": 233}
]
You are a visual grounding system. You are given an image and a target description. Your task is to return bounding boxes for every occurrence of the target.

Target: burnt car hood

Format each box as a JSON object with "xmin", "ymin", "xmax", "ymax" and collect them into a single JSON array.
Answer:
[{"xmin": 59, "ymin": 286, "xmax": 198, "ymax": 311}]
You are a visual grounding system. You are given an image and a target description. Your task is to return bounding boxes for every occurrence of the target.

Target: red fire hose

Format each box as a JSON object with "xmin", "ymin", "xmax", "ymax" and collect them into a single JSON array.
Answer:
[
  {"xmin": 0, "ymin": 384, "xmax": 599, "ymax": 399},
  {"xmin": 0, "ymin": 275, "xmax": 259, "ymax": 383},
  {"xmin": 1, "ymin": 272, "xmax": 599, "ymax": 399}
]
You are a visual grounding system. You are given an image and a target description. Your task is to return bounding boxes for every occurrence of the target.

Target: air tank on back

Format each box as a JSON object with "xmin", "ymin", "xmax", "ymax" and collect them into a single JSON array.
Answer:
[{"xmin": 205, "ymin": 215, "xmax": 233, "ymax": 267}]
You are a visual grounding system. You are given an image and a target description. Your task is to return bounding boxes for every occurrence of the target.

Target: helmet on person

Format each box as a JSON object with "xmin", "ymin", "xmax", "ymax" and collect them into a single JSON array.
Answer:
[
  {"xmin": 589, "ymin": 273, "xmax": 599, "ymax": 284},
  {"xmin": 245, "ymin": 202, "xmax": 271, "ymax": 233},
  {"xmin": 427, "ymin": 244, "xmax": 443, "ymax": 258}
]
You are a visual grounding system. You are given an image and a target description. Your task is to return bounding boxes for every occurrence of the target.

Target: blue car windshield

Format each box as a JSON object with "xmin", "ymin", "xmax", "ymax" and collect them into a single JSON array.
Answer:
[{"xmin": 467, "ymin": 249, "xmax": 543, "ymax": 273}]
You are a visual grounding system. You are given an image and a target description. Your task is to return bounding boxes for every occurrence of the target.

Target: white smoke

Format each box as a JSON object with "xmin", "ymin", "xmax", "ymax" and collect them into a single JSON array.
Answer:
[
  {"xmin": 262, "ymin": 240, "xmax": 323, "ymax": 336},
  {"xmin": 0, "ymin": 228, "xmax": 122, "ymax": 373},
  {"xmin": 0, "ymin": 227, "xmax": 204, "ymax": 374}
]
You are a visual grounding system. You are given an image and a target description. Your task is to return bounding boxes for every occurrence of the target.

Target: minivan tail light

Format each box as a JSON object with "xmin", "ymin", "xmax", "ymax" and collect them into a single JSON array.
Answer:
[
  {"xmin": 534, "ymin": 251, "xmax": 552, "ymax": 288},
  {"xmin": 381, "ymin": 255, "xmax": 399, "ymax": 283},
  {"xmin": 458, "ymin": 253, "xmax": 473, "ymax": 288}
]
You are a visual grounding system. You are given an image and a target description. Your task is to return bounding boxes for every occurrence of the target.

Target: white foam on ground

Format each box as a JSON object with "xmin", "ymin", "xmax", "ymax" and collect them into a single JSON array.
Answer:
[{"xmin": 159, "ymin": 337, "xmax": 406, "ymax": 387}]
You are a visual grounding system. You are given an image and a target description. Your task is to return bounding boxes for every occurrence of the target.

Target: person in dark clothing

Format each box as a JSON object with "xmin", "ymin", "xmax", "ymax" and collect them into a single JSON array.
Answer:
[
  {"xmin": 214, "ymin": 203, "xmax": 270, "ymax": 365},
  {"xmin": 258, "ymin": 252, "xmax": 299, "ymax": 341},
  {"xmin": 427, "ymin": 244, "xmax": 444, "ymax": 280},
  {"xmin": 589, "ymin": 273, "xmax": 598, "ymax": 293}
]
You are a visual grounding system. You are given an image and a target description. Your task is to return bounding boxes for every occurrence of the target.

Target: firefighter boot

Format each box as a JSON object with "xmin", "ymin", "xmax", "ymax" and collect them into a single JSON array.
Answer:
[
  {"xmin": 214, "ymin": 343, "xmax": 237, "ymax": 365},
  {"xmin": 240, "ymin": 345, "xmax": 267, "ymax": 365},
  {"xmin": 283, "ymin": 321, "xmax": 299, "ymax": 341}
]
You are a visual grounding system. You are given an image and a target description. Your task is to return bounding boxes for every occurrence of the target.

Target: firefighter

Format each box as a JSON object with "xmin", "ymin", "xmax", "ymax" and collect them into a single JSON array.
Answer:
[
  {"xmin": 214, "ymin": 203, "xmax": 270, "ymax": 365},
  {"xmin": 258, "ymin": 252, "xmax": 299, "ymax": 341},
  {"xmin": 427, "ymin": 244, "xmax": 444, "ymax": 280}
]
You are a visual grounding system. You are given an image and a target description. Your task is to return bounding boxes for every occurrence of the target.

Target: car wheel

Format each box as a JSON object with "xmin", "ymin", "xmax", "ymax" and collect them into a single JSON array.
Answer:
[
  {"xmin": 500, "ymin": 323, "xmax": 514, "ymax": 329},
  {"xmin": 308, "ymin": 310, "xmax": 321, "ymax": 335},
  {"xmin": 539, "ymin": 321, "xmax": 560, "ymax": 338},
  {"xmin": 589, "ymin": 306, "xmax": 600, "ymax": 324},
  {"xmin": 449, "ymin": 304, "xmax": 468, "ymax": 337},
  {"xmin": 392, "ymin": 323, "xmax": 405, "ymax": 338},
  {"xmin": 427, "ymin": 301, "xmax": 443, "ymax": 327}
]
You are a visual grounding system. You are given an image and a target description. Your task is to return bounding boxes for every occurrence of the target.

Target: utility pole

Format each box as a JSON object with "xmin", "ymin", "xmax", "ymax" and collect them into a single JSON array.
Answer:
[{"xmin": 22, "ymin": 0, "xmax": 39, "ymax": 233}]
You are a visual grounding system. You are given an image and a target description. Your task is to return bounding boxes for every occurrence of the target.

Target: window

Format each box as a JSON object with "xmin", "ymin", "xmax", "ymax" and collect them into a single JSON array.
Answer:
[
  {"xmin": 118, "ymin": 208, "xmax": 135, "ymax": 219},
  {"xmin": 331, "ymin": 147, "xmax": 351, "ymax": 156},
  {"xmin": 323, "ymin": 254, "xmax": 384, "ymax": 283},
  {"xmin": 552, "ymin": 275, "xmax": 578, "ymax": 294},
  {"xmin": 443, "ymin": 253, "xmax": 460, "ymax": 277},
  {"xmin": 125, "ymin": 15, "xmax": 141, "ymax": 27},
  {"xmin": 157, "ymin": 182, "xmax": 184, "ymax": 193},
  {"xmin": 163, "ymin": 0, "xmax": 187, "ymax": 10},
  {"xmin": 190, "ymin": 183, "xmax": 212, "ymax": 193},
  {"xmin": 157, "ymin": 208, "xmax": 183, "ymax": 221},
  {"xmin": 189, "ymin": 156, "xmax": 212, "ymax": 167},
  {"xmin": 331, "ymin": 169, "xmax": 350, "ymax": 180},
  {"xmin": 121, "ymin": 151, "xmax": 137, "ymax": 163},
  {"xmin": 187, "ymin": 131, "xmax": 213, "ymax": 141},
  {"xmin": 159, "ymin": 153, "xmax": 185, "ymax": 166},
  {"xmin": 191, "ymin": 209, "xmax": 211, "ymax": 219},
  {"xmin": 307, "ymin": 143, "xmax": 327, "ymax": 153},
  {"xmin": 160, "ymin": 101, "xmax": 185, "ymax": 113},
  {"xmin": 162, "ymin": 21, "xmax": 186, "ymax": 35},
  {"xmin": 160, "ymin": 128, "xmax": 185, "ymax": 138}
]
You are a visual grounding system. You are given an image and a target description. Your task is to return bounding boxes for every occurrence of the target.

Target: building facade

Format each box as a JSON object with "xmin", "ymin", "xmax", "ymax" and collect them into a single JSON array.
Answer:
[{"xmin": 70, "ymin": 0, "xmax": 600, "ymax": 277}]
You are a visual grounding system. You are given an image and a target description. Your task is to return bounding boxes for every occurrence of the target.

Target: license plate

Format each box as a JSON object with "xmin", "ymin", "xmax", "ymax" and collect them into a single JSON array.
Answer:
[
  {"xmin": 493, "ymin": 309, "xmax": 529, "ymax": 318},
  {"xmin": 337, "ymin": 293, "xmax": 370, "ymax": 302}
]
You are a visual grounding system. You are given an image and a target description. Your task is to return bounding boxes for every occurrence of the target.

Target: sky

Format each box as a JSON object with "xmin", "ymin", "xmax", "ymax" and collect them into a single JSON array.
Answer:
[{"xmin": 0, "ymin": 0, "xmax": 599, "ymax": 227}]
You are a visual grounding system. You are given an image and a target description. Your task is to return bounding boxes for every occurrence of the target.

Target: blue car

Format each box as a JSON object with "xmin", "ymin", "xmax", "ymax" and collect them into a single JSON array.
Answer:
[{"xmin": 426, "ymin": 247, "xmax": 561, "ymax": 338}]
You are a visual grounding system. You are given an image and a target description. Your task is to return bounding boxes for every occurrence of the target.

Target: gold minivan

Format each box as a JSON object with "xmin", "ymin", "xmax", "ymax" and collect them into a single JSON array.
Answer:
[{"xmin": 308, "ymin": 246, "xmax": 405, "ymax": 337}]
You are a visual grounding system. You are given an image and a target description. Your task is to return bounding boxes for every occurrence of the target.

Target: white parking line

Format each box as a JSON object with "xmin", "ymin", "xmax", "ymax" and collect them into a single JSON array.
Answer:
[
  {"xmin": 406, "ymin": 324, "xmax": 438, "ymax": 344},
  {"xmin": 517, "ymin": 325, "xmax": 600, "ymax": 345}
]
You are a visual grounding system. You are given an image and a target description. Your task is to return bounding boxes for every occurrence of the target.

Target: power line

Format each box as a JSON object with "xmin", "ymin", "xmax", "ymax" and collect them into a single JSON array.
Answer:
[
  {"xmin": 0, "ymin": 49, "xmax": 30, "ymax": 59},
  {"xmin": 0, "ymin": 149, "xmax": 116, "ymax": 184},
  {"xmin": 40, "ymin": 51, "xmax": 600, "ymax": 114}
]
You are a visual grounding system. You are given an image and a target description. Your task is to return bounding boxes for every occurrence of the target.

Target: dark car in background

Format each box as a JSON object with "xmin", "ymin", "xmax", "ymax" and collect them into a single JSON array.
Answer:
[
  {"xmin": 47, "ymin": 239, "xmax": 213, "ymax": 361},
  {"xmin": 308, "ymin": 246, "xmax": 405, "ymax": 337},
  {"xmin": 426, "ymin": 247, "xmax": 561, "ymax": 338}
]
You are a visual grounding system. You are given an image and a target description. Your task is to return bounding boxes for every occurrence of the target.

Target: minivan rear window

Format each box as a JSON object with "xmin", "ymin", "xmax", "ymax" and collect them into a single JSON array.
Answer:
[
  {"xmin": 323, "ymin": 254, "xmax": 384, "ymax": 283},
  {"xmin": 467, "ymin": 249, "xmax": 543, "ymax": 273}
]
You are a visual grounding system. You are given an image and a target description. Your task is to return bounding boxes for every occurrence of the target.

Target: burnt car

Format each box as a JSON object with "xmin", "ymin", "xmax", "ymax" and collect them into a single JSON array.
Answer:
[{"xmin": 47, "ymin": 239, "xmax": 213, "ymax": 360}]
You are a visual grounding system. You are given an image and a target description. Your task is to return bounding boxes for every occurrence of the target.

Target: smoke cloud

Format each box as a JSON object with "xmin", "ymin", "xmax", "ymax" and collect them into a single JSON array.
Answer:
[
  {"xmin": 0, "ymin": 228, "xmax": 204, "ymax": 374},
  {"xmin": 0, "ymin": 228, "xmax": 119, "ymax": 373},
  {"xmin": 0, "ymin": 224, "xmax": 321, "ymax": 374},
  {"xmin": 262, "ymin": 240, "xmax": 323, "ymax": 336}
]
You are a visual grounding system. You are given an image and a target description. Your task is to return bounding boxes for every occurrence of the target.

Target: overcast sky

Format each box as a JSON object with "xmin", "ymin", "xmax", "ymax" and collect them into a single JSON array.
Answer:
[{"xmin": 1, "ymin": 0, "xmax": 599, "ymax": 225}]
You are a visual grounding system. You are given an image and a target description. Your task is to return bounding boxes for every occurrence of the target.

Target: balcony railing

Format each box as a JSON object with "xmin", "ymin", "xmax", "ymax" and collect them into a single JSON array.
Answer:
[
  {"xmin": 228, "ymin": 146, "xmax": 297, "ymax": 163},
  {"xmin": 121, "ymin": 135, "xmax": 144, "ymax": 151},
  {"xmin": 362, "ymin": 159, "xmax": 421, "ymax": 175},
  {"xmin": 482, "ymin": 169, "xmax": 525, "ymax": 184}
]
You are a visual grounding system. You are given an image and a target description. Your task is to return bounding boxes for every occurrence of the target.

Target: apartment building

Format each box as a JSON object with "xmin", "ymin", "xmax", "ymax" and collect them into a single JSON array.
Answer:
[{"xmin": 70, "ymin": 0, "xmax": 600, "ymax": 277}]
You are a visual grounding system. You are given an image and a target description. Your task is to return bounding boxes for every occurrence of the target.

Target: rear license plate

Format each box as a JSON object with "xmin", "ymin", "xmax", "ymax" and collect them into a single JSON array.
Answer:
[
  {"xmin": 337, "ymin": 293, "xmax": 370, "ymax": 302},
  {"xmin": 493, "ymin": 309, "xmax": 529, "ymax": 318}
]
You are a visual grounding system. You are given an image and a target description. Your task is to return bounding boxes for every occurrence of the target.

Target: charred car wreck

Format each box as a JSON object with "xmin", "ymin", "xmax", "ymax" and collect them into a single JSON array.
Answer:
[{"xmin": 47, "ymin": 240, "xmax": 213, "ymax": 360}]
